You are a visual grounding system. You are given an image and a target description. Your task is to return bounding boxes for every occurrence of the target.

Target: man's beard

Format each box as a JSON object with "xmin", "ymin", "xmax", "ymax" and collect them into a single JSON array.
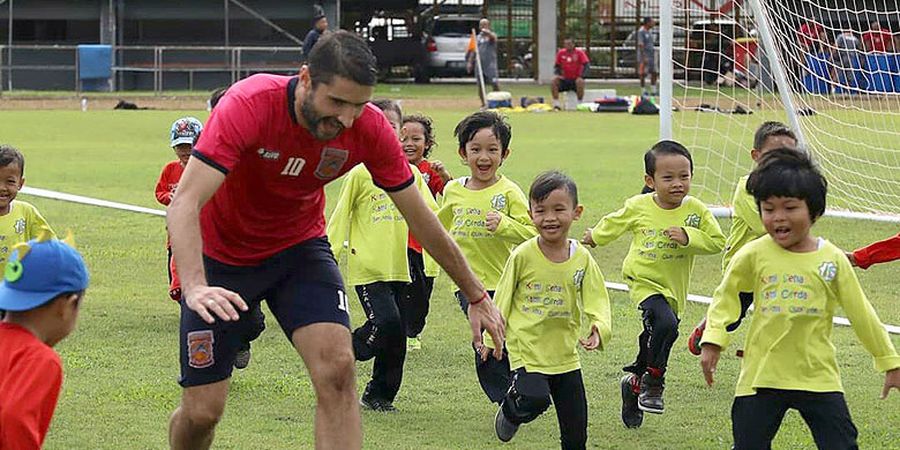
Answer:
[{"xmin": 301, "ymin": 96, "xmax": 345, "ymax": 141}]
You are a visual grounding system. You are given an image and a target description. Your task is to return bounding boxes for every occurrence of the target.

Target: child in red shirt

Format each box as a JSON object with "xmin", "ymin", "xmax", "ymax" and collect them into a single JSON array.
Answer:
[
  {"xmin": 399, "ymin": 114, "xmax": 452, "ymax": 350},
  {"xmin": 0, "ymin": 232, "xmax": 90, "ymax": 450},
  {"xmin": 155, "ymin": 117, "xmax": 203, "ymax": 301},
  {"xmin": 848, "ymin": 232, "xmax": 900, "ymax": 269}
]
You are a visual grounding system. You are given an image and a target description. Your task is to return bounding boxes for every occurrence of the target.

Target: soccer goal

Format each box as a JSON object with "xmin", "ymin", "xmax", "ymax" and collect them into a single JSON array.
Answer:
[{"xmin": 659, "ymin": 0, "xmax": 900, "ymax": 223}]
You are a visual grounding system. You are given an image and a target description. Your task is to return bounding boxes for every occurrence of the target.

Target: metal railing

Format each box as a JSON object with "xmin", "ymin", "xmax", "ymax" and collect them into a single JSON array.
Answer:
[{"xmin": 0, "ymin": 44, "xmax": 304, "ymax": 94}]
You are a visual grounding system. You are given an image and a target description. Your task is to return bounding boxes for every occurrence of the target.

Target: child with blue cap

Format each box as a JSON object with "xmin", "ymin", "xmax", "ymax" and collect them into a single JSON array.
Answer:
[{"xmin": 0, "ymin": 231, "xmax": 89, "ymax": 448}]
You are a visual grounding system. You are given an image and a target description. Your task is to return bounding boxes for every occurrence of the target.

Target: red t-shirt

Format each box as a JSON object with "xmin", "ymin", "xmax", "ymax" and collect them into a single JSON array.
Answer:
[
  {"xmin": 0, "ymin": 323, "xmax": 63, "ymax": 450},
  {"xmin": 852, "ymin": 233, "xmax": 900, "ymax": 269},
  {"xmin": 194, "ymin": 74, "xmax": 414, "ymax": 265},
  {"xmin": 407, "ymin": 160, "xmax": 446, "ymax": 252},
  {"xmin": 155, "ymin": 160, "xmax": 185, "ymax": 206},
  {"xmin": 555, "ymin": 48, "xmax": 590, "ymax": 80},
  {"xmin": 862, "ymin": 30, "xmax": 893, "ymax": 52},
  {"xmin": 798, "ymin": 22, "xmax": 824, "ymax": 48}
]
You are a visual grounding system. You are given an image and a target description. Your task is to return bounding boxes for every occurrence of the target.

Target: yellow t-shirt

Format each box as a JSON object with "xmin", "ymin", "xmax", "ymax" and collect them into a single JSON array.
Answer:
[
  {"xmin": 702, "ymin": 236, "xmax": 900, "ymax": 397},
  {"xmin": 437, "ymin": 175, "xmax": 537, "ymax": 291},
  {"xmin": 0, "ymin": 200, "xmax": 55, "ymax": 267},
  {"xmin": 722, "ymin": 175, "xmax": 765, "ymax": 272},
  {"xmin": 590, "ymin": 193, "xmax": 725, "ymax": 316},
  {"xmin": 327, "ymin": 164, "xmax": 437, "ymax": 286},
  {"xmin": 487, "ymin": 237, "xmax": 612, "ymax": 375}
]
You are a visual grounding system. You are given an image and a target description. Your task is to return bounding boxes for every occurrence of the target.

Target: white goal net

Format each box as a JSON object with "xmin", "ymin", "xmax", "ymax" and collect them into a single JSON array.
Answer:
[{"xmin": 662, "ymin": 0, "xmax": 900, "ymax": 221}]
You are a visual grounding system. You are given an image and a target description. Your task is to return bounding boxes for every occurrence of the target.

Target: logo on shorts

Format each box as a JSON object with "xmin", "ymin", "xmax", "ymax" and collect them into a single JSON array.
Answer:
[
  {"xmin": 187, "ymin": 330, "xmax": 215, "ymax": 369},
  {"xmin": 818, "ymin": 261, "xmax": 837, "ymax": 282},
  {"xmin": 490, "ymin": 194, "xmax": 507, "ymax": 211},
  {"xmin": 315, "ymin": 147, "xmax": 349, "ymax": 180}
]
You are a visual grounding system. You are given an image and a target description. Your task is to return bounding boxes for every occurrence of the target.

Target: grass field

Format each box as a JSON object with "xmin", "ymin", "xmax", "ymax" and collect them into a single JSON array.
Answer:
[{"xmin": 1, "ymin": 102, "xmax": 898, "ymax": 449}]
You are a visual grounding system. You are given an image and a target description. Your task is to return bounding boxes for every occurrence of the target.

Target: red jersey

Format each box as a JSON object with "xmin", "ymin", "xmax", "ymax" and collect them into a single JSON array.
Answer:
[
  {"xmin": 194, "ymin": 74, "xmax": 414, "ymax": 266},
  {"xmin": 0, "ymin": 323, "xmax": 63, "ymax": 450},
  {"xmin": 555, "ymin": 48, "xmax": 590, "ymax": 80},
  {"xmin": 798, "ymin": 22, "xmax": 824, "ymax": 48},
  {"xmin": 155, "ymin": 160, "xmax": 185, "ymax": 206},
  {"xmin": 407, "ymin": 160, "xmax": 446, "ymax": 253},
  {"xmin": 862, "ymin": 29, "xmax": 893, "ymax": 52},
  {"xmin": 852, "ymin": 232, "xmax": 900, "ymax": 269}
]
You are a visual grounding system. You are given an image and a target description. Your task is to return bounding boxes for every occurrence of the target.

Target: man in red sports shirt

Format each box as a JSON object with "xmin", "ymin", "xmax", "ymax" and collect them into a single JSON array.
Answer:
[
  {"xmin": 166, "ymin": 31, "xmax": 505, "ymax": 450},
  {"xmin": 551, "ymin": 37, "xmax": 591, "ymax": 110},
  {"xmin": 862, "ymin": 21, "xmax": 895, "ymax": 53}
]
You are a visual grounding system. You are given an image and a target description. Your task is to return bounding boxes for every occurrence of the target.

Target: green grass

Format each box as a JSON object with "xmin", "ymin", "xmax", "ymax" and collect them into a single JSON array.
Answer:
[{"xmin": 0, "ymin": 105, "xmax": 898, "ymax": 449}]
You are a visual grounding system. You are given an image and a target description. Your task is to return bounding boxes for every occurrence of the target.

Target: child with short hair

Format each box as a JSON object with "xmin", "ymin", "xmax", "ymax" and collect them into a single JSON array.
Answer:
[
  {"xmin": 327, "ymin": 99, "xmax": 437, "ymax": 411},
  {"xmin": 437, "ymin": 110, "xmax": 537, "ymax": 403},
  {"xmin": 0, "ymin": 232, "xmax": 89, "ymax": 448},
  {"xmin": 399, "ymin": 113, "xmax": 451, "ymax": 350},
  {"xmin": 487, "ymin": 171, "xmax": 611, "ymax": 448},
  {"xmin": 700, "ymin": 148, "xmax": 900, "ymax": 449},
  {"xmin": 687, "ymin": 121, "xmax": 798, "ymax": 355},
  {"xmin": 582, "ymin": 140, "xmax": 725, "ymax": 427},
  {"xmin": 0, "ymin": 145, "xmax": 56, "ymax": 269}
]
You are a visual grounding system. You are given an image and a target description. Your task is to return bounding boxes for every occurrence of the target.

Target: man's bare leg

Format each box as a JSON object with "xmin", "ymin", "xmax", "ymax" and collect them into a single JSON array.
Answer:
[{"xmin": 169, "ymin": 379, "xmax": 230, "ymax": 450}]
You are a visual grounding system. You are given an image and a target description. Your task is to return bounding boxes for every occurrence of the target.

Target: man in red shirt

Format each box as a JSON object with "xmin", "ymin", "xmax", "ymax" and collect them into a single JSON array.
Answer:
[
  {"xmin": 551, "ymin": 38, "xmax": 590, "ymax": 110},
  {"xmin": 0, "ymin": 234, "xmax": 90, "ymax": 450},
  {"xmin": 798, "ymin": 20, "xmax": 825, "ymax": 52},
  {"xmin": 862, "ymin": 21, "xmax": 894, "ymax": 53},
  {"xmin": 166, "ymin": 31, "xmax": 505, "ymax": 449}
]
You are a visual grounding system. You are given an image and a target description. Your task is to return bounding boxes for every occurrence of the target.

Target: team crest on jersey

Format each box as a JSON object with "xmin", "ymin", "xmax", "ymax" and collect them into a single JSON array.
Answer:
[
  {"xmin": 13, "ymin": 219, "xmax": 25, "ymax": 235},
  {"xmin": 422, "ymin": 172, "xmax": 431, "ymax": 184},
  {"xmin": 818, "ymin": 261, "xmax": 837, "ymax": 282},
  {"xmin": 490, "ymin": 194, "xmax": 507, "ymax": 211},
  {"xmin": 257, "ymin": 148, "xmax": 281, "ymax": 161},
  {"xmin": 187, "ymin": 330, "xmax": 215, "ymax": 368},
  {"xmin": 315, "ymin": 147, "xmax": 349, "ymax": 180},
  {"xmin": 683, "ymin": 213, "xmax": 701, "ymax": 228},
  {"xmin": 573, "ymin": 269, "xmax": 585, "ymax": 290}
]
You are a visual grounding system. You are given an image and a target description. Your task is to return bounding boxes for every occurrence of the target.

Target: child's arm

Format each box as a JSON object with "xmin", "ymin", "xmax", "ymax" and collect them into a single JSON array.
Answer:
[
  {"xmin": 700, "ymin": 250, "xmax": 755, "ymax": 385},
  {"xmin": 26, "ymin": 206, "xmax": 56, "ymax": 240},
  {"xmin": 155, "ymin": 166, "xmax": 174, "ymax": 206},
  {"xmin": 581, "ymin": 255, "xmax": 612, "ymax": 351},
  {"xmin": 849, "ymin": 232, "xmax": 900, "ymax": 269},
  {"xmin": 680, "ymin": 205, "xmax": 726, "ymax": 254},
  {"xmin": 583, "ymin": 204, "xmax": 632, "ymax": 247},
  {"xmin": 836, "ymin": 257, "xmax": 900, "ymax": 376},
  {"xmin": 325, "ymin": 172, "xmax": 358, "ymax": 260},
  {"xmin": 489, "ymin": 190, "xmax": 538, "ymax": 243}
]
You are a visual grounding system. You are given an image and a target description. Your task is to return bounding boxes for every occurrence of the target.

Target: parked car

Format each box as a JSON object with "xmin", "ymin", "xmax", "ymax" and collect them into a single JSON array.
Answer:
[
  {"xmin": 355, "ymin": 13, "xmax": 428, "ymax": 81},
  {"xmin": 424, "ymin": 15, "xmax": 480, "ymax": 77}
]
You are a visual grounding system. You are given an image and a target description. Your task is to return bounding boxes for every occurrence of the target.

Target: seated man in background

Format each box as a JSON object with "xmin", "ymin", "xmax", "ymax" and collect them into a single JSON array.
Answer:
[{"xmin": 551, "ymin": 38, "xmax": 590, "ymax": 110}]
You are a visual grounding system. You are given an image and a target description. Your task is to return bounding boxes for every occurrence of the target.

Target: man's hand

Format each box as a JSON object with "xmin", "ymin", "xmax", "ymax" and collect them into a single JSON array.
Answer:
[
  {"xmin": 665, "ymin": 226, "xmax": 689, "ymax": 245},
  {"xmin": 582, "ymin": 228, "xmax": 596, "ymax": 247},
  {"xmin": 468, "ymin": 295, "xmax": 505, "ymax": 360},
  {"xmin": 700, "ymin": 343, "xmax": 722, "ymax": 386},
  {"xmin": 882, "ymin": 368, "xmax": 900, "ymax": 399},
  {"xmin": 184, "ymin": 285, "xmax": 248, "ymax": 324},
  {"xmin": 579, "ymin": 325, "xmax": 601, "ymax": 350},
  {"xmin": 485, "ymin": 211, "xmax": 502, "ymax": 233}
]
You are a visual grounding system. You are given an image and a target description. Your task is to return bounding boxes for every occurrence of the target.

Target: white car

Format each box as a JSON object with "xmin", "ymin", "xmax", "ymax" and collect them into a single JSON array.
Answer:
[{"xmin": 425, "ymin": 15, "xmax": 480, "ymax": 76}]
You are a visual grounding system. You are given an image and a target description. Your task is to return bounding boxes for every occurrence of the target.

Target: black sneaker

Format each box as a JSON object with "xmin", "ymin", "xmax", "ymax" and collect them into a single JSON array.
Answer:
[
  {"xmin": 620, "ymin": 373, "xmax": 644, "ymax": 428},
  {"xmin": 234, "ymin": 343, "xmax": 251, "ymax": 370},
  {"xmin": 638, "ymin": 373, "xmax": 665, "ymax": 414},
  {"xmin": 359, "ymin": 396, "xmax": 397, "ymax": 412},
  {"xmin": 494, "ymin": 406, "xmax": 519, "ymax": 442}
]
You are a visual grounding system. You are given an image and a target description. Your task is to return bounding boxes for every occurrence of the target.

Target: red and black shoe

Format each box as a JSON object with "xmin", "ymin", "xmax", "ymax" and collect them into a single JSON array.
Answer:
[{"xmin": 687, "ymin": 318, "xmax": 707, "ymax": 356}]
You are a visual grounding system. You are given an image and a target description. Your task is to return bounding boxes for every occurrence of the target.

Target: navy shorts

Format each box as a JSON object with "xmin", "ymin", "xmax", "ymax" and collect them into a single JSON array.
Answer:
[
  {"xmin": 178, "ymin": 237, "xmax": 349, "ymax": 387},
  {"xmin": 558, "ymin": 78, "xmax": 579, "ymax": 92}
]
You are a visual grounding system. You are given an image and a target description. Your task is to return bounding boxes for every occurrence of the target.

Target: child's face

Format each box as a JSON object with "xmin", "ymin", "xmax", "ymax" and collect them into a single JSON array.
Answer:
[
  {"xmin": 384, "ymin": 110, "xmax": 401, "ymax": 137},
  {"xmin": 459, "ymin": 127, "xmax": 506, "ymax": 185},
  {"xmin": 0, "ymin": 163, "xmax": 24, "ymax": 213},
  {"xmin": 751, "ymin": 135, "xmax": 797, "ymax": 162},
  {"xmin": 400, "ymin": 121, "xmax": 428, "ymax": 165},
  {"xmin": 173, "ymin": 144, "xmax": 193, "ymax": 165},
  {"xmin": 645, "ymin": 154, "xmax": 691, "ymax": 208},
  {"xmin": 529, "ymin": 188, "xmax": 582, "ymax": 244},
  {"xmin": 760, "ymin": 196, "xmax": 814, "ymax": 251}
]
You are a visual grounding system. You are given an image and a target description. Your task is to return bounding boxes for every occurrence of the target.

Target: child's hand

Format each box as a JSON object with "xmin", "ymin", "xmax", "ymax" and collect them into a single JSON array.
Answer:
[
  {"xmin": 432, "ymin": 160, "xmax": 452, "ymax": 182},
  {"xmin": 882, "ymin": 368, "xmax": 900, "ymax": 399},
  {"xmin": 582, "ymin": 228, "xmax": 596, "ymax": 247},
  {"xmin": 664, "ymin": 226, "xmax": 689, "ymax": 245},
  {"xmin": 486, "ymin": 211, "xmax": 502, "ymax": 232},
  {"xmin": 845, "ymin": 252, "xmax": 858, "ymax": 267},
  {"xmin": 700, "ymin": 343, "xmax": 721, "ymax": 386},
  {"xmin": 579, "ymin": 325, "xmax": 601, "ymax": 351}
]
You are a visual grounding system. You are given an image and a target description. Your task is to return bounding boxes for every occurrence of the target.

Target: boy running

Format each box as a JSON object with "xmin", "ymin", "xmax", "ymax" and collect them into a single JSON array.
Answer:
[
  {"xmin": 700, "ymin": 148, "xmax": 900, "ymax": 449},
  {"xmin": 488, "ymin": 171, "xmax": 611, "ymax": 449},
  {"xmin": 582, "ymin": 140, "xmax": 725, "ymax": 427}
]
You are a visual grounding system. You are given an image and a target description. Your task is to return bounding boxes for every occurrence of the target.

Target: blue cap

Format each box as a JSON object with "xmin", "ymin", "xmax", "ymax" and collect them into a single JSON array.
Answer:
[
  {"xmin": 0, "ymin": 237, "xmax": 89, "ymax": 312},
  {"xmin": 170, "ymin": 117, "xmax": 203, "ymax": 148}
]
